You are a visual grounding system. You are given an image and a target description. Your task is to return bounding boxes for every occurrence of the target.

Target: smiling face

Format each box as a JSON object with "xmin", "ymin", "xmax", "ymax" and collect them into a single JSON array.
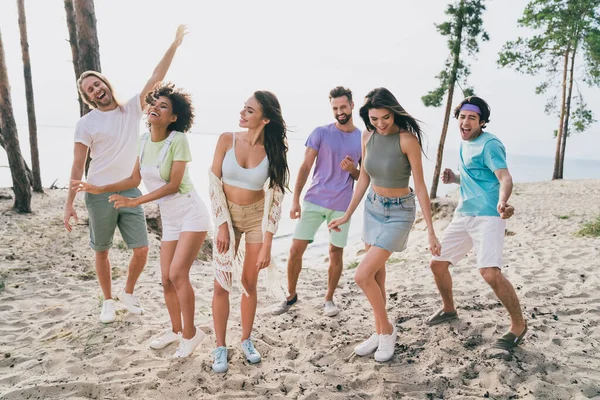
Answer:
[
  {"xmin": 457, "ymin": 110, "xmax": 485, "ymax": 140},
  {"xmin": 147, "ymin": 96, "xmax": 177, "ymax": 127},
  {"xmin": 81, "ymin": 76, "xmax": 114, "ymax": 109},
  {"xmin": 239, "ymin": 96, "xmax": 269, "ymax": 129},
  {"xmin": 368, "ymin": 108, "xmax": 398, "ymax": 134},
  {"xmin": 330, "ymin": 95, "xmax": 353, "ymax": 125}
]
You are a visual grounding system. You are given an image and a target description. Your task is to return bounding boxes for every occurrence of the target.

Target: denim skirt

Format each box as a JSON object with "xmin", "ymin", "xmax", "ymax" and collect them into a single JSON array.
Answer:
[{"xmin": 362, "ymin": 188, "xmax": 416, "ymax": 253}]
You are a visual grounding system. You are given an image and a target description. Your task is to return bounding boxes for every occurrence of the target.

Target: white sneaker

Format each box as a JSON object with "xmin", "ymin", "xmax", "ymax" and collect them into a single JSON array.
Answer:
[
  {"xmin": 241, "ymin": 338, "xmax": 261, "ymax": 364},
  {"xmin": 173, "ymin": 328, "xmax": 206, "ymax": 358},
  {"xmin": 117, "ymin": 288, "xmax": 144, "ymax": 315},
  {"xmin": 99, "ymin": 299, "xmax": 116, "ymax": 323},
  {"xmin": 323, "ymin": 301, "xmax": 340, "ymax": 317},
  {"xmin": 354, "ymin": 333, "xmax": 379, "ymax": 356},
  {"xmin": 149, "ymin": 330, "xmax": 180, "ymax": 350},
  {"xmin": 374, "ymin": 326, "xmax": 397, "ymax": 362}
]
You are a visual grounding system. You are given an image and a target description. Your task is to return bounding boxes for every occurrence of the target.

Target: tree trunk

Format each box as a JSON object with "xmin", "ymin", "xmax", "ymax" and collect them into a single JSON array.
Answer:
[
  {"xmin": 0, "ymin": 29, "xmax": 32, "ymax": 212},
  {"xmin": 64, "ymin": 0, "xmax": 86, "ymax": 116},
  {"xmin": 558, "ymin": 42, "xmax": 578, "ymax": 179},
  {"xmin": 552, "ymin": 49, "xmax": 570, "ymax": 180},
  {"xmin": 0, "ymin": 128, "xmax": 34, "ymax": 185},
  {"xmin": 17, "ymin": 0, "xmax": 43, "ymax": 193},
  {"xmin": 430, "ymin": 0, "xmax": 464, "ymax": 200}
]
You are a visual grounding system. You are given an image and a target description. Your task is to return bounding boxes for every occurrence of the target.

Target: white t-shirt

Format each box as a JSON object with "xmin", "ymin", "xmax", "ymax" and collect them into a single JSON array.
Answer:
[{"xmin": 74, "ymin": 94, "xmax": 143, "ymax": 186}]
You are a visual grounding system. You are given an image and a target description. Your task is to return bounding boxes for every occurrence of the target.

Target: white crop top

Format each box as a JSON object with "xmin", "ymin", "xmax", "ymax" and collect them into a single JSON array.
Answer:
[{"xmin": 222, "ymin": 133, "xmax": 270, "ymax": 191}]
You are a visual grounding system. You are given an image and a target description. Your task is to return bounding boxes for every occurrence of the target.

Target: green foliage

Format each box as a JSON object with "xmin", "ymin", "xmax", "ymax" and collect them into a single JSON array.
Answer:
[
  {"xmin": 0, "ymin": 281, "xmax": 4, "ymax": 293},
  {"xmin": 576, "ymin": 215, "xmax": 600, "ymax": 237},
  {"xmin": 422, "ymin": 0, "xmax": 489, "ymax": 107},
  {"xmin": 346, "ymin": 260, "xmax": 359, "ymax": 270}
]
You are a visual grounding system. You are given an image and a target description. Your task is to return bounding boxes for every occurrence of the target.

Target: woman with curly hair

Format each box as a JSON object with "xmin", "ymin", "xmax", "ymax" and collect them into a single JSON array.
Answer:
[
  {"xmin": 73, "ymin": 82, "xmax": 211, "ymax": 358},
  {"xmin": 209, "ymin": 91, "xmax": 289, "ymax": 373}
]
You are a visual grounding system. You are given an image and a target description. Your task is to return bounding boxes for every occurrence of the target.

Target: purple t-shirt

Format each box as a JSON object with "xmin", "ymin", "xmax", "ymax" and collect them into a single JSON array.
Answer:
[{"xmin": 304, "ymin": 123, "xmax": 362, "ymax": 211}]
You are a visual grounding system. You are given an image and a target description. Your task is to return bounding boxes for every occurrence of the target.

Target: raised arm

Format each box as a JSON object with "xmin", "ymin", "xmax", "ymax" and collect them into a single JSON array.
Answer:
[
  {"xmin": 403, "ymin": 134, "xmax": 441, "ymax": 256},
  {"xmin": 139, "ymin": 25, "xmax": 188, "ymax": 108},
  {"xmin": 290, "ymin": 147, "xmax": 317, "ymax": 219},
  {"xmin": 63, "ymin": 142, "xmax": 88, "ymax": 232}
]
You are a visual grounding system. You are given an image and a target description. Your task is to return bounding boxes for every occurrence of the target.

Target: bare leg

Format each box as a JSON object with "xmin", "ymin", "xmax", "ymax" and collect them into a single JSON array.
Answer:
[
  {"xmin": 160, "ymin": 240, "xmax": 182, "ymax": 333},
  {"xmin": 95, "ymin": 250, "xmax": 112, "ymax": 300},
  {"xmin": 480, "ymin": 267, "xmax": 526, "ymax": 335},
  {"xmin": 169, "ymin": 232, "xmax": 206, "ymax": 339},
  {"xmin": 354, "ymin": 246, "xmax": 393, "ymax": 334},
  {"xmin": 124, "ymin": 246, "xmax": 148, "ymax": 294},
  {"xmin": 287, "ymin": 239, "xmax": 309, "ymax": 301},
  {"xmin": 240, "ymin": 242, "xmax": 263, "ymax": 341},
  {"xmin": 212, "ymin": 239, "xmax": 240, "ymax": 347},
  {"xmin": 325, "ymin": 244, "xmax": 343, "ymax": 302},
  {"xmin": 430, "ymin": 260, "xmax": 456, "ymax": 312}
]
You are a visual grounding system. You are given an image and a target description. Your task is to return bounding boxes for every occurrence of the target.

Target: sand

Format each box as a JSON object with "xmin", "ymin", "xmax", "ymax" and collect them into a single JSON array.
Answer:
[{"xmin": 1, "ymin": 179, "xmax": 599, "ymax": 399}]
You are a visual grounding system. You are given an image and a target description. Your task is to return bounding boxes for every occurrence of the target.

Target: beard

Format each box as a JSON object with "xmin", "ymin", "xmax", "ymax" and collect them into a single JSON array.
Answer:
[{"xmin": 335, "ymin": 114, "xmax": 351, "ymax": 125}]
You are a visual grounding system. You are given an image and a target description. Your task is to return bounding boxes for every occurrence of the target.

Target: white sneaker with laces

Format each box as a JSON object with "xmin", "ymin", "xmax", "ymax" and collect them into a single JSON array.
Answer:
[
  {"xmin": 117, "ymin": 288, "xmax": 144, "ymax": 315},
  {"xmin": 323, "ymin": 301, "xmax": 340, "ymax": 317},
  {"xmin": 173, "ymin": 328, "xmax": 206, "ymax": 358},
  {"xmin": 354, "ymin": 333, "xmax": 379, "ymax": 356},
  {"xmin": 99, "ymin": 299, "xmax": 116, "ymax": 323},
  {"xmin": 374, "ymin": 326, "xmax": 397, "ymax": 362},
  {"xmin": 241, "ymin": 338, "xmax": 261, "ymax": 364},
  {"xmin": 149, "ymin": 330, "xmax": 180, "ymax": 350}
]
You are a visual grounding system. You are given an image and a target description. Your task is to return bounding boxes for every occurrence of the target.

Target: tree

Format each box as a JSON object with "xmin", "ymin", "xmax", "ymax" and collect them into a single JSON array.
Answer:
[
  {"xmin": 64, "ymin": 0, "xmax": 102, "ymax": 176},
  {"xmin": 422, "ymin": 0, "xmax": 489, "ymax": 199},
  {"xmin": 17, "ymin": 0, "xmax": 43, "ymax": 193},
  {"xmin": 498, "ymin": 0, "xmax": 600, "ymax": 180},
  {"xmin": 0, "ymin": 27, "xmax": 32, "ymax": 212}
]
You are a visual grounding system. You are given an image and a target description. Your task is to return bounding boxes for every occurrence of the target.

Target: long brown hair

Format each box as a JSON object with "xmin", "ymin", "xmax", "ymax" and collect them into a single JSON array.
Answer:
[{"xmin": 77, "ymin": 71, "xmax": 120, "ymax": 109}]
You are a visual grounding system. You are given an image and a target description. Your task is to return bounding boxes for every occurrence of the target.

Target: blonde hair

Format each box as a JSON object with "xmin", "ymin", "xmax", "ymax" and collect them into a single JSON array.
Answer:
[{"xmin": 77, "ymin": 71, "xmax": 120, "ymax": 109}]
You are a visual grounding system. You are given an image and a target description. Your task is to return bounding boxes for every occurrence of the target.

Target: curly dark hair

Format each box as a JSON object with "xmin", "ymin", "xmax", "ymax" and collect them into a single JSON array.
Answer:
[
  {"xmin": 359, "ymin": 87, "xmax": 425, "ymax": 152},
  {"xmin": 253, "ymin": 90, "xmax": 290, "ymax": 192},
  {"xmin": 453, "ymin": 96, "xmax": 491, "ymax": 128},
  {"xmin": 145, "ymin": 82, "xmax": 195, "ymax": 132}
]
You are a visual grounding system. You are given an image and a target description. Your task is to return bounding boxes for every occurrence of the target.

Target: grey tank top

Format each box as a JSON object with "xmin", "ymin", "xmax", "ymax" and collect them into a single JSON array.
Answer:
[{"xmin": 363, "ymin": 132, "xmax": 411, "ymax": 188}]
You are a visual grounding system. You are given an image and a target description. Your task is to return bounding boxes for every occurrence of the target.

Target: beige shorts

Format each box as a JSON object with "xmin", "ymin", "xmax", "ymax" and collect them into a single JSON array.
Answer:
[{"xmin": 227, "ymin": 198, "xmax": 264, "ymax": 243}]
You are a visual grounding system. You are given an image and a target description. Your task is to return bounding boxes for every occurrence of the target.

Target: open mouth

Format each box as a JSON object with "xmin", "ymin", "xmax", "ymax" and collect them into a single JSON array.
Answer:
[
  {"xmin": 149, "ymin": 111, "xmax": 159, "ymax": 117},
  {"xmin": 96, "ymin": 90, "xmax": 106, "ymax": 100}
]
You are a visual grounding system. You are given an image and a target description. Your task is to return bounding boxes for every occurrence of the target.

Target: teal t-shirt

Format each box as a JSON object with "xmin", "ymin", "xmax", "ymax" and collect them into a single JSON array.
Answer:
[
  {"xmin": 456, "ymin": 132, "xmax": 507, "ymax": 217},
  {"xmin": 137, "ymin": 131, "xmax": 194, "ymax": 194}
]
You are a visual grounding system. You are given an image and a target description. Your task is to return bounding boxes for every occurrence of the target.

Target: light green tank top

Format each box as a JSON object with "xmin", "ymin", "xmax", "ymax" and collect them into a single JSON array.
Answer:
[{"xmin": 363, "ymin": 132, "xmax": 411, "ymax": 188}]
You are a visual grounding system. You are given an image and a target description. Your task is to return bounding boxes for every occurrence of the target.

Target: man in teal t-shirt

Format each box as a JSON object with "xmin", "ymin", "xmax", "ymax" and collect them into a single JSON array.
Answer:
[{"xmin": 426, "ymin": 96, "xmax": 527, "ymax": 352}]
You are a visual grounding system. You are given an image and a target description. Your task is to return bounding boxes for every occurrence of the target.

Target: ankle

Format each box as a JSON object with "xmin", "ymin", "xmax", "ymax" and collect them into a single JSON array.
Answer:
[{"xmin": 287, "ymin": 293, "xmax": 296, "ymax": 301}]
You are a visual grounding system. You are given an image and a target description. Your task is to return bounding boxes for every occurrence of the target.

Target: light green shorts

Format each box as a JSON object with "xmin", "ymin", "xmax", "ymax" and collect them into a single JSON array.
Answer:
[
  {"xmin": 85, "ymin": 188, "xmax": 149, "ymax": 252},
  {"xmin": 293, "ymin": 201, "xmax": 350, "ymax": 248}
]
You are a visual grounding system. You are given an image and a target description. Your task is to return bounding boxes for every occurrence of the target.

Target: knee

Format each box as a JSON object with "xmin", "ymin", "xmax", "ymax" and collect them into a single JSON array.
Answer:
[
  {"xmin": 430, "ymin": 260, "xmax": 449, "ymax": 276},
  {"xmin": 213, "ymin": 281, "xmax": 230, "ymax": 299},
  {"xmin": 289, "ymin": 242, "xmax": 305, "ymax": 262},
  {"xmin": 329, "ymin": 246, "xmax": 343, "ymax": 263},
  {"xmin": 161, "ymin": 273, "xmax": 174, "ymax": 289},
  {"xmin": 95, "ymin": 250, "xmax": 109, "ymax": 261},
  {"xmin": 354, "ymin": 267, "xmax": 371, "ymax": 288},
  {"xmin": 241, "ymin": 275, "xmax": 257, "ymax": 296},
  {"xmin": 133, "ymin": 246, "xmax": 149, "ymax": 259},
  {"xmin": 479, "ymin": 267, "xmax": 502, "ymax": 286},
  {"xmin": 169, "ymin": 267, "xmax": 188, "ymax": 287}
]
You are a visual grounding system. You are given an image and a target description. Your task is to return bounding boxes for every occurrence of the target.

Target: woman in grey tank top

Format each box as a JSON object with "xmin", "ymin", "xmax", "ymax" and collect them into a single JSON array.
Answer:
[{"xmin": 329, "ymin": 87, "xmax": 441, "ymax": 362}]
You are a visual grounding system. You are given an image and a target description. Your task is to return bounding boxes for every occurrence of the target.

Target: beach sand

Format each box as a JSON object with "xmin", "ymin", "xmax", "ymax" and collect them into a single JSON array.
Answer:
[{"xmin": 0, "ymin": 180, "xmax": 599, "ymax": 399}]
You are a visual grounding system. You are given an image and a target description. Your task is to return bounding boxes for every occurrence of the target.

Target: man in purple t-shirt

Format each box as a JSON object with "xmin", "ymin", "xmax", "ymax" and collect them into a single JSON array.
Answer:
[{"xmin": 272, "ymin": 86, "xmax": 362, "ymax": 317}]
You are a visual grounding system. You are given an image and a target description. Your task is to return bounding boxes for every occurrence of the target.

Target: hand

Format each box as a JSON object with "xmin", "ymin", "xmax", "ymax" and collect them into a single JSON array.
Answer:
[
  {"xmin": 256, "ymin": 243, "xmax": 271, "ymax": 270},
  {"xmin": 498, "ymin": 201, "xmax": 515, "ymax": 219},
  {"xmin": 428, "ymin": 233, "xmax": 441, "ymax": 256},
  {"xmin": 173, "ymin": 24, "xmax": 188, "ymax": 47},
  {"xmin": 340, "ymin": 156, "xmax": 355, "ymax": 173},
  {"xmin": 290, "ymin": 201, "xmax": 301, "ymax": 219},
  {"xmin": 216, "ymin": 223, "xmax": 230, "ymax": 254},
  {"xmin": 441, "ymin": 168, "xmax": 456, "ymax": 184},
  {"xmin": 63, "ymin": 204, "xmax": 78, "ymax": 232},
  {"xmin": 108, "ymin": 194, "xmax": 137, "ymax": 209},
  {"xmin": 71, "ymin": 180, "xmax": 102, "ymax": 195},
  {"xmin": 328, "ymin": 214, "xmax": 349, "ymax": 232}
]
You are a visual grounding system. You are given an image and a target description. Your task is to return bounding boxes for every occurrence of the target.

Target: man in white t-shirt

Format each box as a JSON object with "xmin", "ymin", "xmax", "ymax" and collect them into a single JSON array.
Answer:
[{"xmin": 63, "ymin": 25, "xmax": 187, "ymax": 323}]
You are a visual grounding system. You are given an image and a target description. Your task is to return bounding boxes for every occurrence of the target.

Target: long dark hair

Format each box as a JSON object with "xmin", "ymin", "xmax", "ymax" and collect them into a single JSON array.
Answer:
[
  {"xmin": 254, "ymin": 90, "xmax": 289, "ymax": 192},
  {"xmin": 359, "ymin": 87, "xmax": 425, "ymax": 152}
]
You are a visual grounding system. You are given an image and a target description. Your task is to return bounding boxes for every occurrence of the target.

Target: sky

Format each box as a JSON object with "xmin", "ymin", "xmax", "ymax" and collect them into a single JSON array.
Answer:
[{"xmin": 0, "ymin": 0, "xmax": 599, "ymax": 163}]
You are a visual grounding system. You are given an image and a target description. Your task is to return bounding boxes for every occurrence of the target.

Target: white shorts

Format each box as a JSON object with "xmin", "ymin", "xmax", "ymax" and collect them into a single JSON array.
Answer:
[
  {"xmin": 432, "ymin": 216, "xmax": 506, "ymax": 269},
  {"xmin": 159, "ymin": 191, "xmax": 212, "ymax": 241}
]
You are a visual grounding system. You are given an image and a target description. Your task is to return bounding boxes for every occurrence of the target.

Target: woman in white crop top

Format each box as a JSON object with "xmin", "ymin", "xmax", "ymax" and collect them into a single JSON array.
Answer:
[{"xmin": 209, "ymin": 91, "xmax": 289, "ymax": 373}]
